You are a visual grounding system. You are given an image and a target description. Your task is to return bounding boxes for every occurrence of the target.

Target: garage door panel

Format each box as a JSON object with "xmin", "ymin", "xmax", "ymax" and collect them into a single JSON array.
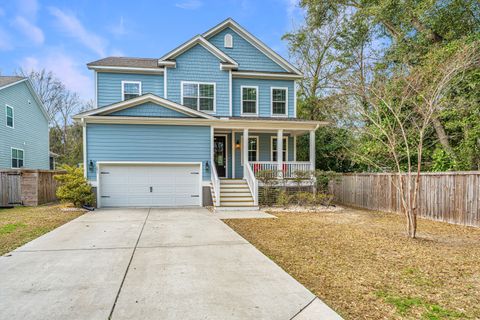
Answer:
[{"xmin": 99, "ymin": 164, "xmax": 201, "ymax": 207}]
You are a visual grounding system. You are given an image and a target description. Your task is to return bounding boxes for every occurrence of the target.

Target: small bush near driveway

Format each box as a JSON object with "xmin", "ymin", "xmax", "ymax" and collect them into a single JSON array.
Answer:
[
  {"xmin": 55, "ymin": 165, "xmax": 94, "ymax": 207},
  {"xmin": 224, "ymin": 209, "xmax": 480, "ymax": 319},
  {"xmin": 0, "ymin": 204, "xmax": 84, "ymax": 255}
]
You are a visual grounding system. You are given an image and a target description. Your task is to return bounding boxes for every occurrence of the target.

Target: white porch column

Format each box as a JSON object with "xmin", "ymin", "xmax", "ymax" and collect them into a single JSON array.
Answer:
[
  {"xmin": 243, "ymin": 128, "xmax": 249, "ymax": 178},
  {"xmin": 277, "ymin": 129, "xmax": 283, "ymax": 178},
  {"xmin": 309, "ymin": 130, "xmax": 315, "ymax": 172}
]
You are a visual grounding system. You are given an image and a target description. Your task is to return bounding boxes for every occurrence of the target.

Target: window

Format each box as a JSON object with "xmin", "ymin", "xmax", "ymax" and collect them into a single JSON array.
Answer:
[
  {"xmin": 271, "ymin": 88, "xmax": 287, "ymax": 116},
  {"xmin": 271, "ymin": 137, "xmax": 288, "ymax": 161},
  {"xmin": 248, "ymin": 137, "xmax": 258, "ymax": 161},
  {"xmin": 224, "ymin": 33, "xmax": 233, "ymax": 48},
  {"xmin": 182, "ymin": 82, "xmax": 215, "ymax": 112},
  {"xmin": 6, "ymin": 105, "xmax": 13, "ymax": 128},
  {"xmin": 241, "ymin": 86, "xmax": 258, "ymax": 115},
  {"xmin": 11, "ymin": 148, "xmax": 24, "ymax": 168},
  {"xmin": 122, "ymin": 81, "xmax": 141, "ymax": 101}
]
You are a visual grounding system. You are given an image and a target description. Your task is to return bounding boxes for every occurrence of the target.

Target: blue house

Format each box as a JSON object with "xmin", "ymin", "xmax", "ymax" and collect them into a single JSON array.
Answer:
[
  {"xmin": 0, "ymin": 76, "xmax": 50, "ymax": 170},
  {"xmin": 74, "ymin": 18, "xmax": 325, "ymax": 209}
]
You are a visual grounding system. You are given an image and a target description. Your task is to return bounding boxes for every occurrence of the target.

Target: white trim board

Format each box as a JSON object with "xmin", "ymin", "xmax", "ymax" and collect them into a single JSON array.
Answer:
[
  {"xmin": 74, "ymin": 93, "xmax": 216, "ymax": 119},
  {"xmin": 121, "ymin": 80, "xmax": 142, "ymax": 101},
  {"xmin": 270, "ymin": 136, "xmax": 288, "ymax": 161},
  {"xmin": 270, "ymin": 87, "xmax": 288, "ymax": 117},
  {"xmin": 158, "ymin": 35, "xmax": 238, "ymax": 69},
  {"xmin": 214, "ymin": 133, "xmax": 229, "ymax": 178},
  {"xmin": 180, "ymin": 81, "xmax": 216, "ymax": 114},
  {"xmin": 240, "ymin": 85, "xmax": 259, "ymax": 116}
]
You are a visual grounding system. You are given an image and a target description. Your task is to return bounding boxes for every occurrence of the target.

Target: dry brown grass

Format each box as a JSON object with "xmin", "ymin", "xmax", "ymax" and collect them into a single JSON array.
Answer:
[
  {"xmin": 224, "ymin": 209, "xmax": 480, "ymax": 320},
  {"xmin": 0, "ymin": 204, "xmax": 84, "ymax": 255}
]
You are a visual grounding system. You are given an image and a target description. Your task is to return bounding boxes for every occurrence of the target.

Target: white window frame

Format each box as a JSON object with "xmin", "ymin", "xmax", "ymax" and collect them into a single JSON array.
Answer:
[
  {"xmin": 180, "ymin": 81, "xmax": 216, "ymax": 113},
  {"xmin": 240, "ymin": 86, "xmax": 259, "ymax": 116},
  {"xmin": 270, "ymin": 87, "xmax": 288, "ymax": 117},
  {"xmin": 224, "ymin": 33, "xmax": 233, "ymax": 48},
  {"xmin": 121, "ymin": 81, "xmax": 142, "ymax": 101},
  {"xmin": 241, "ymin": 136, "xmax": 259, "ymax": 165},
  {"xmin": 270, "ymin": 136, "xmax": 288, "ymax": 161},
  {"xmin": 11, "ymin": 147, "xmax": 24, "ymax": 169},
  {"xmin": 5, "ymin": 104, "xmax": 14, "ymax": 128}
]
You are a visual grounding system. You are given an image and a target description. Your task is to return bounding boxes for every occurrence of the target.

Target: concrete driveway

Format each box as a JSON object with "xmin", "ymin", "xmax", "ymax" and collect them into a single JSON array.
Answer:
[{"xmin": 0, "ymin": 208, "xmax": 341, "ymax": 320}]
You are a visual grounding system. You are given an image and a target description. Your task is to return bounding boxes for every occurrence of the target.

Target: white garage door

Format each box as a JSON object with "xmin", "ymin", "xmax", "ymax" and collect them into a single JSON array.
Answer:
[{"xmin": 98, "ymin": 163, "xmax": 201, "ymax": 207}]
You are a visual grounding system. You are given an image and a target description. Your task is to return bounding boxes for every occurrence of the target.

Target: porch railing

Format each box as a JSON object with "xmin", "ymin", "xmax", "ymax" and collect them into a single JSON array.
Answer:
[
  {"xmin": 211, "ymin": 161, "xmax": 220, "ymax": 207},
  {"xmin": 249, "ymin": 161, "xmax": 312, "ymax": 179},
  {"xmin": 244, "ymin": 161, "xmax": 259, "ymax": 206}
]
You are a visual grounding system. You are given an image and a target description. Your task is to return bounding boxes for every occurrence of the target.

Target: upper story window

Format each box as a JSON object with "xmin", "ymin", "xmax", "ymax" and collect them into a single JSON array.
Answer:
[
  {"xmin": 122, "ymin": 81, "xmax": 142, "ymax": 101},
  {"xmin": 11, "ymin": 148, "xmax": 24, "ymax": 168},
  {"xmin": 241, "ymin": 86, "xmax": 258, "ymax": 115},
  {"xmin": 271, "ymin": 87, "xmax": 288, "ymax": 116},
  {"xmin": 224, "ymin": 34, "xmax": 233, "ymax": 48},
  {"xmin": 182, "ymin": 82, "xmax": 215, "ymax": 112},
  {"xmin": 6, "ymin": 105, "xmax": 14, "ymax": 128}
]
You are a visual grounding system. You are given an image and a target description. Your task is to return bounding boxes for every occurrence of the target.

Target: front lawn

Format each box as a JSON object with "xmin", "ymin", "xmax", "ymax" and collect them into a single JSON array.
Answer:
[
  {"xmin": 0, "ymin": 204, "xmax": 84, "ymax": 255},
  {"xmin": 224, "ymin": 209, "xmax": 480, "ymax": 320}
]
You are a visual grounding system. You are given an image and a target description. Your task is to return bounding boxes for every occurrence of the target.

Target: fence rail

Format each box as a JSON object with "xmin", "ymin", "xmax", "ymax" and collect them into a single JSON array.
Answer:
[
  {"xmin": 0, "ymin": 170, "xmax": 64, "ymax": 206},
  {"xmin": 329, "ymin": 172, "xmax": 480, "ymax": 227}
]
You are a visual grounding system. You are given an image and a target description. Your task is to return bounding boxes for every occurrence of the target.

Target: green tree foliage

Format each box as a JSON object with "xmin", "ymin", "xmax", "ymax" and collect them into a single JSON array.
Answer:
[
  {"xmin": 54, "ymin": 165, "xmax": 94, "ymax": 207},
  {"xmin": 287, "ymin": 0, "xmax": 479, "ymax": 172}
]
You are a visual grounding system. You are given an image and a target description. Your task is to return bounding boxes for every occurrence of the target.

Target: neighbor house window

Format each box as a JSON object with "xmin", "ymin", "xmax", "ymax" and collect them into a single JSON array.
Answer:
[
  {"xmin": 241, "ymin": 86, "xmax": 258, "ymax": 115},
  {"xmin": 248, "ymin": 137, "xmax": 258, "ymax": 161},
  {"xmin": 6, "ymin": 105, "xmax": 13, "ymax": 128},
  {"xmin": 182, "ymin": 82, "xmax": 215, "ymax": 112},
  {"xmin": 11, "ymin": 148, "xmax": 24, "ymax": 168},
  {"xmin": 271, "ymin": 137, "xmax": 287, "ymax": 161},
  {"xmin": 271, "ymin": 88, "xmax": 287, "ymax": 116},
  {"xmin": 122, "ymin": 81, "xmax": 141, "ymax": 100}
]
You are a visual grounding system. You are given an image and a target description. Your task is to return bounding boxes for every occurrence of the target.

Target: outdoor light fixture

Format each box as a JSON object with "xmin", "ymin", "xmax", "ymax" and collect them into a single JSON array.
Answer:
[
  {"xmin": 89, "ymin": 160, "xmax": 94, "ymax": 171},
  {"xmin": 235, "ymin": 139, "xmax": 241, "ymax": 149},
  {"xmin": 205, "ymin": 161, "xmax": 210, "ymax": 171}
]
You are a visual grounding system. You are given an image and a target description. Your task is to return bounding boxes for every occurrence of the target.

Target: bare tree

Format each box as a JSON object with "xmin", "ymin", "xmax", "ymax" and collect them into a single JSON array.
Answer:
[{"xmin": 348, "ymin": 41, "xmax": 479, "ymax": 237}]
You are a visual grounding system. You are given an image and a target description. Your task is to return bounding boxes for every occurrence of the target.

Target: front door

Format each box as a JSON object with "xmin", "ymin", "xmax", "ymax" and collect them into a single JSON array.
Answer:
[{"xmin": 214, "ymin": 136, "xmax": 227, "ymax": 177}]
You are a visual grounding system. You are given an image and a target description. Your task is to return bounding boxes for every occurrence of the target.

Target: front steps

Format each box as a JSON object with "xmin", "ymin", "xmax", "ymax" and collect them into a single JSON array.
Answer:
[{"xmin": 213, "ymin": 179, "xmax": 258, "ymax": 211}]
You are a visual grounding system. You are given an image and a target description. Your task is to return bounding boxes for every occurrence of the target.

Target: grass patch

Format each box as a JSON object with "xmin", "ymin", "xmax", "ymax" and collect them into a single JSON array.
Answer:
[
  {"xmin": 224, "ymin": 209, "xmax": 480, "ymax": 319},
  {"xmin": 0, "ymin": 204, "xmax": 84, "ymax": 255},
  {"xmin": 0, "ymin": 223, "xmax": 26, "ymax": 235}
]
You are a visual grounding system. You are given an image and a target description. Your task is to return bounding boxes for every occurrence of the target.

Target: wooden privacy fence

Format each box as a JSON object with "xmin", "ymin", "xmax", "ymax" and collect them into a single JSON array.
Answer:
[
  {"xmin": 329, "ymin": 172, "xmax": 480, "ymax": 227},
  {"xmin": 0, "ymin": 170, "xmax": 64, "ymax": 206}
]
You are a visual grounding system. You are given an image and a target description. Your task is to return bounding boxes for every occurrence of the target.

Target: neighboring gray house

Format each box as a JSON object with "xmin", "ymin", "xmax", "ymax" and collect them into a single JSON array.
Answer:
[
  {"xmin": 74, "ymin": 18, "xmax": 325, "ymax": 209},
  {"xmin": 0, "ymin": 76, "xmax": 50, "ymax": 170}
]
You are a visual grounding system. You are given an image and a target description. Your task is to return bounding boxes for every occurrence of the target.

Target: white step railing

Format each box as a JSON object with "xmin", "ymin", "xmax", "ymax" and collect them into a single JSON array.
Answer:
[
  {"xmin": 249, "ymin": 161, "xmax": 312, "ymax": 179},
  {"xmin": 211, "ymin": 162, "xmax": 220, "ymax": 207},
  {"xmin": 244, "ymin": 162, "xmax": 258, "ymax": 206}
]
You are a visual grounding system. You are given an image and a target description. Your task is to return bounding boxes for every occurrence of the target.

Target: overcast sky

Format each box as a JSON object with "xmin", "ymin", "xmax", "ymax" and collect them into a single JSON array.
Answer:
[{"xmin": 0, "ymin": 0, "xmax": 304, "ymax": 101}]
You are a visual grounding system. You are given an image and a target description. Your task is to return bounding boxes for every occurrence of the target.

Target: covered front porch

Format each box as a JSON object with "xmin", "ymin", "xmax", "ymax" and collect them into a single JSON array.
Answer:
[
  {"xmin": 211, "ymin": 129, "xmax": 316, "ymax": 180},
  {"xmin": 209, "ymin": 119, "xmax": 321, "ymax": 208}
]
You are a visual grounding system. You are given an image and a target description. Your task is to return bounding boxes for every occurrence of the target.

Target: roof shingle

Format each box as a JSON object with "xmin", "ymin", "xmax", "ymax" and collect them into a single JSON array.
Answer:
[
  {"xmin": 87, "ymin": 57, "xmax": 160, "ymax": 69},
  {"xmin": 0, "ymin": 76, "xmax": 25, "ymax": 88}
]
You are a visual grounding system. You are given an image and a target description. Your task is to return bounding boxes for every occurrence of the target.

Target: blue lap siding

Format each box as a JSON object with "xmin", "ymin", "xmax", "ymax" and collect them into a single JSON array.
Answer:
[
  {"xmin": 86, "ymin": 124, "xmax": 211, "ymax": 181},
  {"xmin": 233, "ymin": 132, "xmax": 294, "ymax": 178},
  {"xmin": 0, "ymin": 81, "xmax": 49, "ymax": 169},
  {"xmin": 167, "ymin": 44, "xmax": 230, "ymax": 116},
  {"xmin": 207, "ymin": 27, "xmax": 287, "ymax": 73},
  {"xmin": 232, "ymin": 78, "xmax": 295, "ymax": 118},
  {"xmin": 96, "ymin": 72, "xmax": 164, "ymax": 107},
  {"xmin": 108, "ymin": 102, "xmax": 192, "ymax": 118}
]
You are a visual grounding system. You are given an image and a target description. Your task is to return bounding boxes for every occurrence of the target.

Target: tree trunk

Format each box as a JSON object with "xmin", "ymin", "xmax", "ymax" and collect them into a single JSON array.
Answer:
[{"xmin": 432, "ymin": 117, "xmax": 455, "ymax": 156}]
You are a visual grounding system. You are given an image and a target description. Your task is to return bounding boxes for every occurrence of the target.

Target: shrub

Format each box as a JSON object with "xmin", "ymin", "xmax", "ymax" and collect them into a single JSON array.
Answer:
[
  {"xmin": 54, "ymin": 165, "xmax": 94, "ymax": 207},
  {"xmin": 256, "ymin": 170, "xmax": 278, "ymax": 205},
  {"xmin": 294, "ymin": 191, "xmax": 316, "ymax": 207},
  {"xmin": 315, "ymin": 170, "xmax": 339, "ymax": 193},
  {"xmin": 292, "ymin": 170, "xmax": 313, "ymax": 188},
  {"xmin": 276, "ymin": 190, "xmax": 293, "ymax": 208},
  {"xmin": 314, "ymin": 193, "xmax": 334, "ymax": 207}
]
